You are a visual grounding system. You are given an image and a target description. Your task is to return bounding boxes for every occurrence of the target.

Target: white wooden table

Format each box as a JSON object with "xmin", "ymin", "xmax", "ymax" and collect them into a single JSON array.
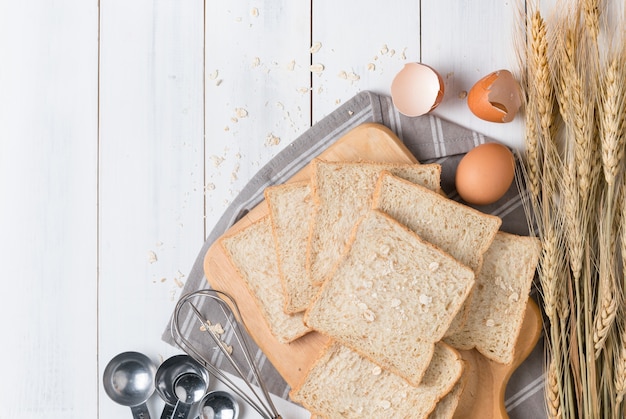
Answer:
[{"xmin": 1, "ymin": 1, "xmax": 533, "ymax": 417}]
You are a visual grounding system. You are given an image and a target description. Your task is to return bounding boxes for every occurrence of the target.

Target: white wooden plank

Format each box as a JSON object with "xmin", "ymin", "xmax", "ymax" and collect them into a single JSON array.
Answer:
[
  {"xmin": 422, "ymin": 0, "xmax": 524, "ymax": 149},
  {"xmin": 98, "ymin": 0, "xmax": 205, "ymax": 416},
  {"xmin": 311, "ymin": 0, "xmax": 421, "ymax": 123},
  {"xmin": 0, "ymin": 1, "xmax": 99, "ymax": 418},
  {"xmin": 204, "ymin": 0, "xmax": 312, "ymax": 225}
]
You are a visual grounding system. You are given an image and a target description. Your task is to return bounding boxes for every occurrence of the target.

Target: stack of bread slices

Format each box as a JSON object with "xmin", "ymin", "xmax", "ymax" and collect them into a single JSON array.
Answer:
[{"xmin": 220, "ymin": 158, "xmax": 541, "ymax": 418}]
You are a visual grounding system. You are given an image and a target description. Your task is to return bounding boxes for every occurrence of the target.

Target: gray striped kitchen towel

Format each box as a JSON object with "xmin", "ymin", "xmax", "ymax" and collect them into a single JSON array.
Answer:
[{"xmin": 162, "ymin": 90, "xmax": 546, "ymax": 418}]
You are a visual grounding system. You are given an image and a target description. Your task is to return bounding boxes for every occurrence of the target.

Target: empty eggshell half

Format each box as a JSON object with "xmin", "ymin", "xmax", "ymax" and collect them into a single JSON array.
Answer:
[
  {"xmin": 467, "ymin": 69, "xmax": 522, "ymax": 123},
  {"xmin": 391, "ymin": 63, "xmax": 445, "ymax": 117}
]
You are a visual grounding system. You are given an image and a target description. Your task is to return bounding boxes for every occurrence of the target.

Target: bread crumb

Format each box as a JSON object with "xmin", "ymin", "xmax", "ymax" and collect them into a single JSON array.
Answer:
[
  {"xmin": 309, "ymin": 42, "xmax": 322, "ymax": 53},
  {"xmin": 252, "ymin": 57, "xmax": 261, "ymax": 67},
  {"xmin": 235, "ymin": 108, "xmax": 248, "ymax": 118},
  {"xmin": 264, "ymin": 133, "xmax": 281, "ymax": 146},
  {"xmin": 147, "ymin": 251, "xmax": 158, "ymax": 263},
  {"xmin": 428, "ymin": 262, "xmax": 439, "ymax": 272},
  {"xmin": 458, "ymin": 90, "xmax": 468, "ymax": 99},
  {"xmin": 367, "ymin": 63, "xmax": 376, "ymax": 71},
  {"xmin": 160, "ymin": 277, "xmax": 167, "ymax": 283},
  {"xmin": 310, "ymin": 63, "xmax": 325, "ymax": 74},
  {"xmin": 371, "ymin": 365, "xmax": 382, "ymax": 375},
  {"xmin": 286, "ymin": 60, "xmax": 295, "ymax": 71},
  {"xmin": 250, "ymin": 7, "xmax": 259, "ymax": 17}
]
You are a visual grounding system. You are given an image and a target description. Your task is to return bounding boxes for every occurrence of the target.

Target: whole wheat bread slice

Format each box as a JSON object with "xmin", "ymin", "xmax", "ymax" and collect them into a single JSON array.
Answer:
[
  {"xmin": 307, "ymin": 159, "xmax": 442, "ymax": 285},
  {"xmin": 444, "ymin": 231, "xmax": 541, "ymax": 364},
  {"xmin": 220, "ymin": 216, "xmax": 311, "ymax": 343},
  {"xmin": 304, "ymin": 209, "xmax": 474, "ymax": 386},
  {"xmin": 372, "ymin": 171, "xmax": 501, "ymax": 336},
  {"xmin": 264, "ymin": 181, "xmax": 319, "ymax": 314},
  {"xmin": 290, "ymin": 341, "xmax": 464, "ymax": 419}
]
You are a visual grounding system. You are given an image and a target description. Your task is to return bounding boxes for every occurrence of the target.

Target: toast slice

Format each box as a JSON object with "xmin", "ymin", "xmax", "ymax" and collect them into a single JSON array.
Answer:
[
  {"xmin": 304, "ymin": 209, "xmax": 474, "ymax": 386},
  {"xmin": 307, "ymin": 159, "xmax": 442, "ymax": 285},
  {"xmin": 290, "ymin": 341, "xmax": 464, "ymax": 419},
  {"xmin": 372, "ymin": 172, "xmax": 502, "ymax": 336},
  {"xmin": 265, "ymin": 181, "xmax": 319, "ymax": 314},
  {"xmin": 444, "ymin": 231, "xmax": 541, "ymax": 364},
  {"xmin": 220, "ymin": 216, "xmax": 311, "ymax": 343}
]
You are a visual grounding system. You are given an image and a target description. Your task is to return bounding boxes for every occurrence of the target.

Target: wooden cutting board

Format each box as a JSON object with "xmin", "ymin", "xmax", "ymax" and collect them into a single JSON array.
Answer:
[{"xmin": 203, "ymin": 123, "xmax": 542, "ymax": 418}]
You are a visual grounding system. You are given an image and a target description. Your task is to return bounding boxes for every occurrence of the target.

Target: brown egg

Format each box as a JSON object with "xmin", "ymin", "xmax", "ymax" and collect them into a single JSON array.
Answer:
[
  {"xmin": 455, "ymin": 143, "xmax": 515, "ymax": 205},
  {"xmin": 467, "ymin": 69, "xmax": 522, "ymax": 123},
  {"xmin": 391, "ymin": 63, "xmax": 445, "ymax": 117}
]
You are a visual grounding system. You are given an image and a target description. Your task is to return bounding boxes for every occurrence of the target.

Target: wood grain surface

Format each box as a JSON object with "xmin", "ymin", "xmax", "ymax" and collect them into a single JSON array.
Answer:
[{"xmin": 203, "ymin": 123, "xmax": 542, "ymax": 416}]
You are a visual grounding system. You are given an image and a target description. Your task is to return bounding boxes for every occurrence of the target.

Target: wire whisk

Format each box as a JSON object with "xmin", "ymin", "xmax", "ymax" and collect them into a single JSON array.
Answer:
[{"xmin": 171, "ymin": 289, "xmax": 282, "ymax": 419}]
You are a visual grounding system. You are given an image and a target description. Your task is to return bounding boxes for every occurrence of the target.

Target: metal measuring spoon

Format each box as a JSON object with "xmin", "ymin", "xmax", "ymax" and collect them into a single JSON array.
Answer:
[
  {"xmin": 170, "ymin": 372, "xmax": 208, "ymax": 418},
  {"xmin": 197, "ymin": 391, "xmax": 239, "ymax": 419},
  {"xmin": 103, "ymin": 351, "xmax": 156, "ymax": 419},
  {"xmin": 155, "ymin": 354, "xmax": 210, "ymax": 419}
]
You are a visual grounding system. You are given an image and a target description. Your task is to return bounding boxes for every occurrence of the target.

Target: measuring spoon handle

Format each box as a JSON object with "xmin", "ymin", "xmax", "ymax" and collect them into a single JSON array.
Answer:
[
  {"xmin": 130, "ymin": 402, "xmax": 152, "ymax": 419},
  {"xmin": 171, "ymin": 401, "xmax": 193, "ymax": 419},
  {"xmin": 160, "ymin": 403, "xmax": 174, "ymax": 419}
]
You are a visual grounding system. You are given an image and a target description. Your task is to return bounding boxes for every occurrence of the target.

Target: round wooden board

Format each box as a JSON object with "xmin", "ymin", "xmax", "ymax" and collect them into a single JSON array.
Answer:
[{"xmin": 203, "ymin": 123, "xmax": 543, "ymax": 418}]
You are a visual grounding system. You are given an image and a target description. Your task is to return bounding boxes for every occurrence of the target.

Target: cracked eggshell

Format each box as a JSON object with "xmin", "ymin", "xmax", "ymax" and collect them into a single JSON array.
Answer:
[
  {"xmin": 467, "ymin": 69, "xmax": 522, "ymax": 123},
  {"xmin": 391, "ymin": 63, "xmax": 444, "ymax": 117}
]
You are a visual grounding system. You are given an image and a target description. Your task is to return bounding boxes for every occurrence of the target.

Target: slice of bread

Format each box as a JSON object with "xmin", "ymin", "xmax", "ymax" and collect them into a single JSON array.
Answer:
[
  {"xmin": 444, "ymin": 231, "xmax": 541, "ymax": 364},
  {"xmin": 428, "ymin": 373, "xmax": 467, "ymax": 419},
  {"xmin": 304, "ymin": 209, "xmax": 475, "ymax": 386},
  {"xmin": 220, "ymin": 216, "xmax": 311, "ymax": 343},
  {"xmin": 264, "ymin": 181, "xmax": 319, "ymax": 314},
  {"xmin": 372, "ymin": 172, "xmax": 502, "ymax": 336},
  {"xmin": 307, "ymin": 159, "xmax": 442, "ymax": 285},
  {"xmin": 290, "ymin": 341, "xmax": 464, "ymax": 418},
  {"xmin": 372, "ymin": 171, "xmax": 501, "ymax": 273}
]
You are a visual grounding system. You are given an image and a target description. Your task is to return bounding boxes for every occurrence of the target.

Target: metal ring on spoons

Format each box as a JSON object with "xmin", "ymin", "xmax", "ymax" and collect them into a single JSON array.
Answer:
[
  {"xmin": 155, "ymin": 354, "xmax": 210, "ymax": 419},
  {"xmin": 103, "ymin": 351, "xmax": 156, "ymax": 419},
  {"xmin": 198, "ymin": 391, "xmax": 239, "ymax": 419}
]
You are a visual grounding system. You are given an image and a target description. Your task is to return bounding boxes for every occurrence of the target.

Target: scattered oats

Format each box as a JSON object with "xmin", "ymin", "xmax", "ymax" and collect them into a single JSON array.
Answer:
[
  {"xmin": 378, "ymin": 400, "xmax": 391, "ymax": 410},
  {"xmin": 215, "ymin": 79, "xmax": 222, "ymax": 86},
  {"xmin": 317, "ymin": 86, "xmax": 323, "ymax": 94},
  {"xmin": 210, "ymin": 155, "xmax": 225, "ymax": 167},
  {"xmin": 362, "ymin": 309, "xmax": 376, "ymax": 322},
  {"xmin": 380, "ymin": 44, "xmax": 389, "ymax": 55},
  {"xmin": 371, "ymin": 365, "xmax": 382, "ymax": 375},
  {"xmin": 251, "ymin": 56, "xmax": 261, "ymax": 67},
  {"xmin": 286, "ymin": 60, "xmax": 295, "ymax": 71},
  {"xmin": 224, "ymin": 126, "xmax": 230, "ymax": 132},
  {"xmin": 156, "ymin": 241, "xmax": 163, "ymax": 247},
  {"xmin": 169, "ymin": 289, "xmax": 177, "ymax": 301},
  {"xmin": 388, "ymin": 49, "xmax": 396, "ymax": 57},
  {"xmin": 147, "ymin": 251, "xmax": 158, "ymax": 263},
  {"xmin": 223, "ymin": 344, "xmax": 233, "ymax": 355},
  {"xmin": 428, "ymin": 262, "xmax": 440, "ymax": 272},
  {"xmin": 486, "ymin": 319, "xmax": 495, "ymax": 327},
  {"xmin": 379, "ymin": 244, "xmax": 391, "ymax": 255},
  {"xmin": 335, "ymin": 98, "xmax": 342, "ymax": 105},
  {"xmin": 348, "ymin": 110, "xmax": 354, "ymax": 116},
  {"xmin": 390, "ymin": 298, "xmax": 401, "ymax": 308},
  {"xmin": 160, "ymin": 277, "xmax": 167, "ymax": 283},
  {"xmin": 250, "ymin": 7, "xmax": 259, "ymax": 17},
  {"xmin": 310, "ymin": 63, "xmax": 325, "ymax": 74},
  {"xmin": 231, "ymin": 164, "xmax": 240, "ymax": 181},
  {"xmin": 173, "ymin": 277, "xmax": 184, "ymax": 288},
  {"xmin": 400, "ymin": 47, "xmax": 407, "ymax": 60},
  {"xmin": 458, "ymin": 90, "xmax": 468, "ymax": 99},
  {"xmin": 509, "ymin": 292, "xmax": 520, "ymax": 302},
  {"xmin": 230, "ymin": 117, "xmax": 239, "ymax": 123},
  {"xmin": 373, "ymin": 55, "xmax": 379, "ymax": 61},
  {"xmin": 309, "ymin": 42, "xmax": 322, "ymax": 53},
  {"xmin": 235, "ymin": 108, "xmax": 248, "ymax": 118},
  {"xmin": 265, "ymin": 133, "xmax": 281, "ymax": 146},
  {"xmin": 298, "ymin": 87, "xmax": 310, "ymax": 94},
  {"xmin": 419, "ymin": 294, "xmax": 432, "ymax": 305},
  {"xmin": 235, "ymin": 152, "xmax": 241, "ymax": 159},
  {"xmin": 208, "ymin": 69, "xmax": 219, "ymax": 80},
  {"xmin": 367, "ymin": 62, "xmax": 376, "ymax": 71},
  {"xmin": 337, "ymin": 70, "xmax": 348, "ymax": 79},
  {"xmin": 357, "ymin": 302, "xmax": 369, "ymax": 310},
  {"xmin": 234, "ymin": 17, "xmax": 242, "ymax": 22},
  {"xmin": 205, "ymin": 182, "xmax": 216, "ymax": 191}
]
